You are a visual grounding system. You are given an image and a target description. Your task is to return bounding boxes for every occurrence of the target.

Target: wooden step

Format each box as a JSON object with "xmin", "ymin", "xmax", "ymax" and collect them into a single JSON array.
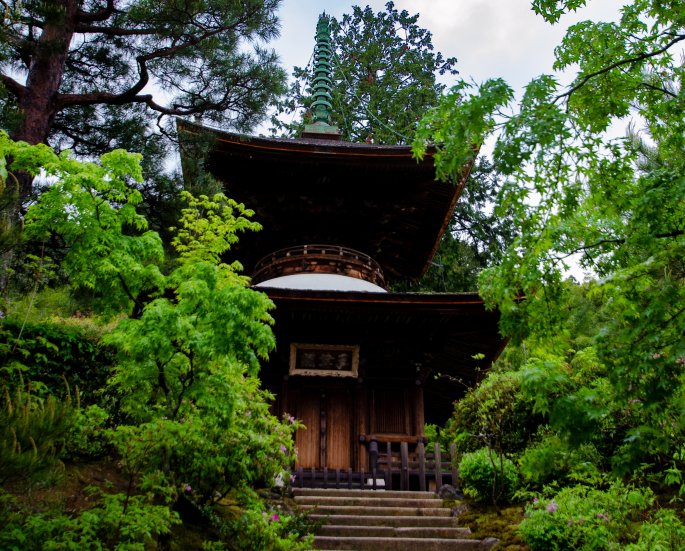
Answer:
[
  {"xmin": 295, "ymin": 495, "xmax": 443, "ymax": 508},
  {"xmin": 299, "ymin": 504, "xmax": 452, "ymax": 517},
  {"xmin": 313, "ymin": 536, "xmax": 498, "ymax": 550},
  {"xmin": 318, "ymin": 525, "xmax": 472, "ymax": 538},
  {"xmin": 298, "ymin": 487, "xmax": 499, "ymax": 551},
  {"xmin": 307, "ymin": 514, "xmax": 459, "ymax": 528},
  {"xmin": 294, "ymin": 488, "xmax": 435, "ymax": 500}
]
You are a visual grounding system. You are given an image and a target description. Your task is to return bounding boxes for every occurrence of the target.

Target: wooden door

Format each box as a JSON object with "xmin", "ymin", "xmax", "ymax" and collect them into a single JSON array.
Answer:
[{"xmin": 293, "ymin": 387, "xmax": 353, "ymax": 469}]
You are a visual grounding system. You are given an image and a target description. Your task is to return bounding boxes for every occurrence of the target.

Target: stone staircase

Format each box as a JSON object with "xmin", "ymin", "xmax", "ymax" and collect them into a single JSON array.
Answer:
[{"xmin": 294, "ymin": 488, "xmax": 498, "ymax": 551}]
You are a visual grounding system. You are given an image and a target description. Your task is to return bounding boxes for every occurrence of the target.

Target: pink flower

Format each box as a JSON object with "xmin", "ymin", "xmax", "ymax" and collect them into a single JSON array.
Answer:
[
  {"xmin": 269, "ymin": 514, "xmax": 280, "ymax": 522},
  {"xmin": 533, "ymin": 497, "xmax": 539, "ymax": 503},
  {"xmin": 288, "ymin": 415, "xmax": 296, "ymax": 424},
  {"xmin": 546, "ymin": 501, "xmax": 558, "ymax": 513},
  {"xmin": 290, "ymin": 474, "xmax": 297, "ymax": 483},
  {"xmin": 184, "ymin": 484, "xmax": 192, "ymax": 493},
  {"xmin": 280, "ymin": 444, "xmax": 288, "ymax": 454}
]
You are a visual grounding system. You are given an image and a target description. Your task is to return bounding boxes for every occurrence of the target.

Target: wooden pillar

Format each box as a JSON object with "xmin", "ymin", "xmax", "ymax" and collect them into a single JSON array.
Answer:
[
  {"xmin": 404, "ymin": 389, "xmax": 412, "ymax": 436},
  {"xmin": 415, "ymin": 385, "xmax": 425, "ymax": 437},
  {"xmin": 400, "ymin": 441, "xmax": 409, "ymax": 491},
  {"xmin": 357, "ymin": 383, "xmax": 368, "ymax": 471},
  {"xmin": 320, "ymin": 392, "xmax": 327, "ymax": 468},
  {"xmin": 433, "ymin": 442, "xmax": 443, "ymax": 489},
  {"xmin": 418, "ymin": 441, "xmax": 426, "ymax": 492}
]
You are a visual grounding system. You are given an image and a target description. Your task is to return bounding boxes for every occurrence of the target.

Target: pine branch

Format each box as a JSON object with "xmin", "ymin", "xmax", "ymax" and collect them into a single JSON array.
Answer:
[
  {"xmin": 75, "ymin": 0, "xmax": 118, "ymax": 23},
  {"xmin": 0, "ymin": 73, "xmax": 26, "ymax": 99}
]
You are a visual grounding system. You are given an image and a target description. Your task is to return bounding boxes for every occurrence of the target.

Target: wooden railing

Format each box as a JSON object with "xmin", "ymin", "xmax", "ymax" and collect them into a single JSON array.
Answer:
[
  {"xmin": 252, "ymin": 244, "xmax": 386, "ymax": 288},
  {"xmin": 292, "ymin": 440, "xmax": 459, "ymax": 492}
]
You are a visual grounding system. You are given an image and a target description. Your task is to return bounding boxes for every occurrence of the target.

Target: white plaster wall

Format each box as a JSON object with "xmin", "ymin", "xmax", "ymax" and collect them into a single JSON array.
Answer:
[{"xmin": 254, "ymin": 273, "xmax": 387, "ymax": 292}]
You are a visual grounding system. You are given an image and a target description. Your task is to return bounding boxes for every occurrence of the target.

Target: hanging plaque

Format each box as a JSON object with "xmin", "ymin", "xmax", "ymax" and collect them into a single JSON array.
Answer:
[{"xmin": 289, "ymin": 343, "xmax": 359, "ymax": 378}]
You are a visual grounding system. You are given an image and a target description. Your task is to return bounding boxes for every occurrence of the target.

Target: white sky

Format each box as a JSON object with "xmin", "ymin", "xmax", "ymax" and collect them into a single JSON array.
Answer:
[{"xmin": 271, "ymin": 0, "xmax": 624, "ymax": 108}]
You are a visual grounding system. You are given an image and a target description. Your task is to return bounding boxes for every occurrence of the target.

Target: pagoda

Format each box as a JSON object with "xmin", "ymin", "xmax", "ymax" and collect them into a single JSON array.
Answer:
[{"xmin": 178, "ymin": 14, "xmax": 506, "ymax": 489}]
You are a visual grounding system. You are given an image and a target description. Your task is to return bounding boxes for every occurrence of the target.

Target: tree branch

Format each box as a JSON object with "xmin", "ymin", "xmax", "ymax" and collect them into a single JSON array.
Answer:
[
  {"xmin": 639, "ymin": 80, "xmax": 678, "ymax": 98},
  {"xmin": 56, "ymin": 24, "xmax": 229, "ymax": 110},
  {"xmin": 555, "ymin": 229, "xmax": 684, "ymax": 260},
  {"xmin": 74, "ymin": 23, "xmax": 155, "ymax": 35},
  {"xmin": 555, "ymin": 33, "xmax": 685, "ymax": 102},
  {"xmin": 76, "ymin": 0, "xmax": 117, "ymax": 23},
  {"xmin": 0, "ymin": 73, "xmax": 26, "ymax": 99}
]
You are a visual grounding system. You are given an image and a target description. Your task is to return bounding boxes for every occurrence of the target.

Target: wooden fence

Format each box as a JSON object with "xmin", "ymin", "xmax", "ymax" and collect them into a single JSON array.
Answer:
[{"xmin": 293, "ymin": 441, "xmax": 459, "ymax": 492}]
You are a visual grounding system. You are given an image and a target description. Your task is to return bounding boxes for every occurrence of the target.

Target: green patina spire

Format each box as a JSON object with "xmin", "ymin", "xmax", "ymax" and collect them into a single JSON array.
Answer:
[{"xmin": 302, "ymin": 13, "xmax": 341, "ymax": 140}]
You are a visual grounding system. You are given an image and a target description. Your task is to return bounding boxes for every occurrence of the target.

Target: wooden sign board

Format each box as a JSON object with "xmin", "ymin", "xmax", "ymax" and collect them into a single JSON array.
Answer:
[{"xmin": 289, "ymin": 343, "xmax": 360, "ymax": 378}]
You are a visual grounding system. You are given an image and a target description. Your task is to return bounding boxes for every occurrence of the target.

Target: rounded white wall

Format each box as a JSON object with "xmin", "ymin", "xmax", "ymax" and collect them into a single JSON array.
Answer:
[{"xmin": 254, "ymin": 273, "xmax": 387, "ymax": 292}]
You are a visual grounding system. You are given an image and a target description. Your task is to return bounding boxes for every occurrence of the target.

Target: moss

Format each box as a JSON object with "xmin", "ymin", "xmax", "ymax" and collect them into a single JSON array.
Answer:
[{"xmin": 456, "ymin": 502, "xmax": 529, "ymax": 550}]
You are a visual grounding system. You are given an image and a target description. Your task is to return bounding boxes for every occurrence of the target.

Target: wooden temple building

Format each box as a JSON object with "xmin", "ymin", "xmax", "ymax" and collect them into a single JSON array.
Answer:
[{"xmin": 179, "ymin": 15, "xmax": 506, "ymax": 490}]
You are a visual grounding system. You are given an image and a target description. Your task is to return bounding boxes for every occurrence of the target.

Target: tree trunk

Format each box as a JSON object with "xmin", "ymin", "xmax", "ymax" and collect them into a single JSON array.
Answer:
[{"xmin": 12, "ymin": 0, "xmax": 78, "ymax": 199}]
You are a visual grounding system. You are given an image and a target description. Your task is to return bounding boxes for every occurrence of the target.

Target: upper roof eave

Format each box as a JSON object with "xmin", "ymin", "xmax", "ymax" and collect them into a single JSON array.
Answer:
[{"xmin": 177, "ymin": 118, "xmax": 436, "ymax": 159}]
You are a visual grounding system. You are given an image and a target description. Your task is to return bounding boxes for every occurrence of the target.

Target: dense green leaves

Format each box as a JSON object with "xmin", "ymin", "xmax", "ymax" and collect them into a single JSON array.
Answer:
[{"xmin": 0, "ymin": 135, "xmax": 304, "ymax": 547}]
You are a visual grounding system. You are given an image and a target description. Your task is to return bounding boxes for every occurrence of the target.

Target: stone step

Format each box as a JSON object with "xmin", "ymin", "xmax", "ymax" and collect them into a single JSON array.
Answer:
[
  {"xmin": 300, "ymin": 504, "xmax": 451, "ymax": 517},
  {"xmin": 319, "ymin": 525, "xmax": 472, "ymax": 538},
  {"xmin": 294, "ymin": 488, "xmax": 436, "ymax": 500},
  {"xmin": 295, "ymin": 495, "xmax": 442, "ymax": 508},
  {"xmin": 313, "ymin": 536, "xmax": 497, "ymax": 551},
  {"xmin": 307, "ymin": 514, "xmax": 458, "ymax": 527}
]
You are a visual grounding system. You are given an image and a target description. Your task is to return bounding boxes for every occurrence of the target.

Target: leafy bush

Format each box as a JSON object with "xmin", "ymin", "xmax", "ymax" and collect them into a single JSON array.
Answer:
[
  {"xmin": 625, "ymin": 509, "xmax": 685, "ymax": 551},
  {"xmin": 0, "ymin": 318, "xmax": 114, "ymax": 399},
  {"xmin": 445, "ymin": 370, "xmax": 539, "ymax": 455},
  {"xmin": 0, "ymin": 490, "xmax": 179, "ymax": 550},
  {"xmin": 519, "ymin": 432, "xmax": 605, "ymax": 489},
  {"xmin": 0, "ymin": 383, "xmax": 73, "ymax": 484},
  {"xmin": 519, "ymin": 483, "xmax": 653, "ymax": 550},
  {"xmin": 65, "ymin": 404, "xmax": 110, "ymax": 460},
  {"xmin": 458, "ymin": 447, "xmax": 519, "ymax": 504},
  {"xmin": 201, "ymin": 488, "xmax": 314, "ymax": 551}
]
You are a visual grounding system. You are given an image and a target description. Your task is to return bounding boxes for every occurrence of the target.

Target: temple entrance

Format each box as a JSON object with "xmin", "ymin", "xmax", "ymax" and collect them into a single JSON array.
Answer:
[{"xmin": 292, "ymin": 385, "xmax": 354, "ymax": 470}]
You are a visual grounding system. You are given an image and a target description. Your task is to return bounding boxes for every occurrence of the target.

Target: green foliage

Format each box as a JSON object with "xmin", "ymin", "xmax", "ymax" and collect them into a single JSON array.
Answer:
[
  {"xmin": 445, "ymin": 369, "xmax": 537, "ymax": 455},
  {"xmin": 0, "ymin": 382, "xmax": 73, "ymax": 484},
  {"xmin": 0, "ymin": 490, "xmax": 180, "ymax": 550},
  {"xmin": 394, "ymin": 159, "xmax": 516, "ymax": 292},
  {"xmin": 519, "ymin": 483, "xmax": 654, "ymax": 550},
  {"xmin": 417, "ymin": 0, "xmax": 685, "ymax": 477},
  {"xmin": 23, "ymin": 146, "xmax": 165, "ymax": 318},
  {"xmin": 0, "ymin": 318, "xmax": 114, "ymax": 399},
  {"xmin": 625, "ymin": 509, "xmax": 685, "ymax": 551},
  {"xmin": 518, "ymin": 432, "xmax": 604, "ymax": 489},
  {"xmin": 206, "ymin": 489, "xmax": 314, "ymax": 551},
  {"xmin": 65, "ymin": 404, "xmax": 110, "ymax": 460},
  {"xmin": 414, "ymin": 78, "xmax": 514, "ymax": 181},
  {"xmin": 2, "ymin": 135, "xmax": 308, "ymax": 546},
  {"xmin": 1, "ymin": 0, "xmax": 286, "ymax": 194},
  {"xmin": 273, "ymin": 1, "xmax": 458, "ymax": 145},
  {"xmin": 458, "ymin": 447, "xmax": 519, "ymax": 505}
]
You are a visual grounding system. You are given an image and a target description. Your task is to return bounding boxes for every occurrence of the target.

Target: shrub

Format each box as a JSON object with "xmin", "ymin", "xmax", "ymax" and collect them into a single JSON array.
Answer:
[
  {"xmin": 203, "ymin": 488, "xmax": 314, "ymax": 551},
  {"xmin": 519, "ymin": 432, "xmax": 605, "ymax": 489},
  {"xmin": 0, "ymin": 383, "xmax": 74, "ymax": 484},
  {"xmin": 519, "ymin": 483, "xmax": 653, "ymax": 550},
  {"xmin": 458, "ymin": 447, "xmax": 519, "ymax": 504},
  {"xmin": 0, "ymin": 318, "xmax": 114, "ymax": 399},
  {"xmin": 0, "ymin": 490, "xmax": 179, "ymax": 550},
  {"xmin": 445, "ymin": 370, "xmax": 540, "ymax": 455},
  {"xmin": 625, "ymin": 509, "xmax": 685, "ymax": 551}
]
